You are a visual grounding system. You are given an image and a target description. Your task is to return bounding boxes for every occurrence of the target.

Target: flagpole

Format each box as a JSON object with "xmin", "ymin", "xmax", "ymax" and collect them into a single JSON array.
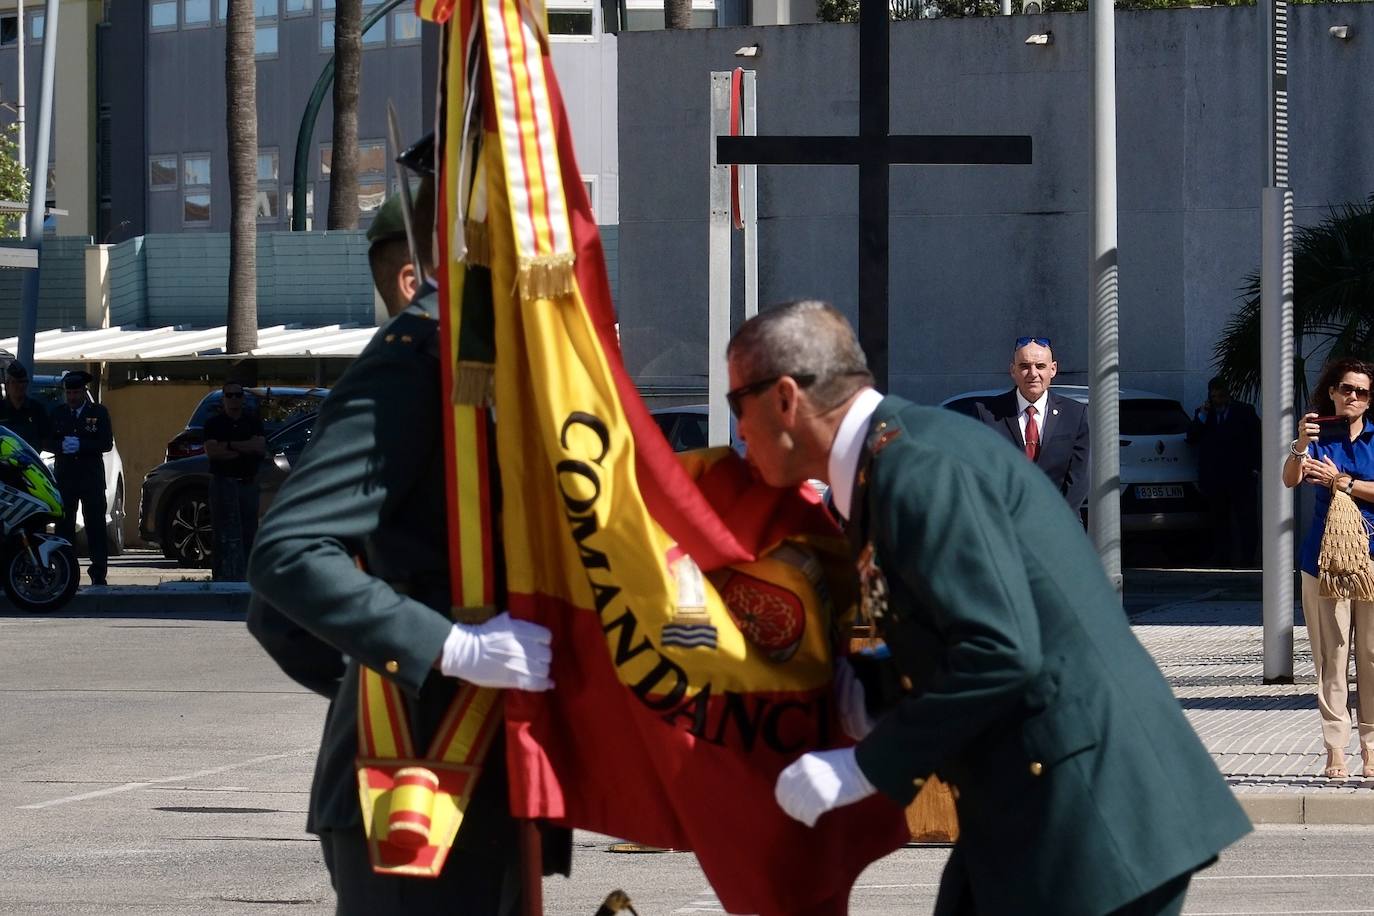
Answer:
[{"xmin": 519, "ymin": 819, "xmax": 544, "ymax": 915}]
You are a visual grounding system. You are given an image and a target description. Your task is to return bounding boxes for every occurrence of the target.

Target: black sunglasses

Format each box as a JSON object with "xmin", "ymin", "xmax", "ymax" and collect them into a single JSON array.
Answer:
[
  {"xmin": 1337, "ymin": 382, "xmax": 1371, "ymax": 401},
  {"xmin": 725, "ymin": 373, "xmax": 816, "ymax": 419},
  {"xmin": 223, "ymin": 391, "xmax": 245, "ymax": 399},
  {"xmin": 1015, "ymin": 336, "xmax": 1052, "ymax": 349}
]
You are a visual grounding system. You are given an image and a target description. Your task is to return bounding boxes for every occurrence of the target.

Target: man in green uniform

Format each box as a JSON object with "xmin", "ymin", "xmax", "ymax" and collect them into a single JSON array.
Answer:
[
  {"xmin": 48, "ymin": 371, "xmax": 113, "ymax": 587},
  {"xmin": 0, "ymin": 362, "xmax": 52, "ymax": 452},
  {"xmin": 247, "ymin": 176, "xmax": 569, "ymax": 914},
  {"xmin": 726, "ymin": 301, "xmax": 1250, "ymax": 916}
]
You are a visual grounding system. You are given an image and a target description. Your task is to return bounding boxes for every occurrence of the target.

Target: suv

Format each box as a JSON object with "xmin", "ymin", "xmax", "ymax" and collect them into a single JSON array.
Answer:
[
  {"xmin": 164, "ymin": 386, "xmax": 328, "ymax": 461},
  {"xmin": 140, "ymin": 413, "xmax": 317, "ymax": 567},
  {"xmin": 29, "ymin": 375, "xmax": 127, "ymax": 556},
  {"xmin": 940, "ymin": 385, "xmax": 1208, "ymax": 537}
]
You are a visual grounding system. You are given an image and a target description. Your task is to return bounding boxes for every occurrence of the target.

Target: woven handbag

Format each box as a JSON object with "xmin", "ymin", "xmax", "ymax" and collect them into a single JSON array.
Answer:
[{"xmin": 1317, "ymin": 488, "xmax": 1374, "ymax": 600}]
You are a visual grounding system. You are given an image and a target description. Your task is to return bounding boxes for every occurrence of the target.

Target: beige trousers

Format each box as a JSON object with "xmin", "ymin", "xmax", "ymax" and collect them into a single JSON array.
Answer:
[{"xmin": 1301, "ymin": 572, "xmax": 1374, "ymax": 753}]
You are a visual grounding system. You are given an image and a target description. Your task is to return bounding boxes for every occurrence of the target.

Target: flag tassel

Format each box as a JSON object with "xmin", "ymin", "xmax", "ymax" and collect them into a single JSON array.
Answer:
[{"xmin": 517, "ymin": 254, "xmax": 577, "ymax": 301}]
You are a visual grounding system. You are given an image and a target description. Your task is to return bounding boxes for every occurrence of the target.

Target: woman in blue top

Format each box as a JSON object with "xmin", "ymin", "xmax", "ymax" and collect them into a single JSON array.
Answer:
[{"xmin": 1284, "ymin": 357, "xmax": 1374, "ymax": 779}]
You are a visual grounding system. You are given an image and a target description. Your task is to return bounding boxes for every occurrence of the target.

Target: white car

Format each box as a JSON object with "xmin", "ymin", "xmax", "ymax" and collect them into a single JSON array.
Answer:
[
  {"xmin": 939, "ymin": 384, "xmax": 1208, "ymax": 536},
  {"xmin": 30, "ymin": 375, "xmax": 127, "ymax": 556}
]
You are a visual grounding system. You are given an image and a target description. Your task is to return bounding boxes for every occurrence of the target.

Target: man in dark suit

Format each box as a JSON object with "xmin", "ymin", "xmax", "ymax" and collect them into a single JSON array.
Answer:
[
  {"xmin": 1187, "ymin": 376, "xmax": 1260, "ymax": 567},
  {"xmin": 971, "ymin": 337, "xmax": 1089, "ymax": 515},
  {"xmin": 726, "ymin": 301, "xmax": 1249, "ymax": 916}
]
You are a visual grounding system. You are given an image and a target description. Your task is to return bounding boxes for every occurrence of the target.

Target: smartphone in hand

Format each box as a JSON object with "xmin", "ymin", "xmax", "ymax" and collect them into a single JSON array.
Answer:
[{"xmin": 1315, "ymin": 415, "xmax": 1350, "ymax": 444}]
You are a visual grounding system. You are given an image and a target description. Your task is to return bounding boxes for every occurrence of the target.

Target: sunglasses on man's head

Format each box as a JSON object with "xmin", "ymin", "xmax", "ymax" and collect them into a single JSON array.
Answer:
[
  {"xmin": 1336, "ymin": 383, "xmax": 1371, "ymax": 401},
  {"xmin": 1015, "ymin": 336, "xmax": 1052, "ymax": 349},
  {"xmin": 725, "ymin": 373, "xmax": 816, "ymax": 419}
]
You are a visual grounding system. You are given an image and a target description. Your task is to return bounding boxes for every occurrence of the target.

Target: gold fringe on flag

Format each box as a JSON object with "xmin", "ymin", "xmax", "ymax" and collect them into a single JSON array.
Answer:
[
  {"xmin": 517, "ymin": 254, "xmax": 577, "ymax": 301},
  {"xmin": 450, "ymin": 604, "xmax": 499, "ymax": 625},
  {"xmin": 452, "ymin": 359, "xmax": 495, "ymax": 407},
  {"xmin": 1318, "ymin": 489, "xmax": 1374, "ymax": 600}
]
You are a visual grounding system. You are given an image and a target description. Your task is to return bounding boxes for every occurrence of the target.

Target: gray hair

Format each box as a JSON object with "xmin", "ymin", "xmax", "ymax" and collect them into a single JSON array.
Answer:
[{"xmin": 726, "ymin": 300, "xmax": 874, "ymax": 409}]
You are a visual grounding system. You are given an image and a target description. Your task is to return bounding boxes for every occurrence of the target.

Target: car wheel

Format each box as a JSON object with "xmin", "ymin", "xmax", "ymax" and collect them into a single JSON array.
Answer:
[
  {"xmin": 163, "ymin": 486, "xmax": 213, "ymax": 568},
  {"xmin": 106, "ymin": 478, "xmax": 125, "ymax": 557}
]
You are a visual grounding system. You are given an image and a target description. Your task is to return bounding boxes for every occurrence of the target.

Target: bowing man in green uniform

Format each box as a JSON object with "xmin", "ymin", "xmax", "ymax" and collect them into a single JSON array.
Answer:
[
  {"xmin": 248, "ymin": 170, "xmax": 570, "ymax": 914},
  {"xmin": 725, "ymin": 301, "xmax": 1250, "ymax": 916}
]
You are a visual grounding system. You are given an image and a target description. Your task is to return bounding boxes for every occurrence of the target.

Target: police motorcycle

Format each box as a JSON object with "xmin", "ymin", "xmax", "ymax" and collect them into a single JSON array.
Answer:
[{"xmin": 0, "ymin": 426, "xmax": 79, "ymax": 613}]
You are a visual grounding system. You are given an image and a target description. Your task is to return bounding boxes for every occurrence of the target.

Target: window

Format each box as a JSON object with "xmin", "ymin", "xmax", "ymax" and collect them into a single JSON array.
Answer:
[
  {"xmin": 217, "ymin": 0, "xmax": 228, "ymax": 21},
  {"xmin": 257, "ymin": 149, "xmax": 280, "ymax": 221},
  {"xmin": 285, "ymin": 0, "xmax": 311, "ymax": 13},
  {"xmin": 183, "ymin": 154, "xmax": 211, "ymax": 226},
  {"xmin": 582, "ymin": 176, "xmax": 597, "ymax": 220},
  {"xmin": 319, "ymin": 0, "xmax": 334, "ymax": 8},
  {"xmin": 151, "ymin": 0, "xmax": 179, "ymax": 28},
  {"xmin": 319, "ymin": 18, "xmax": 333, "ymax": 47},
  {"xmin": 286, "ymin": 187, "xmax": 315, "ymax": 221},
  {"xmin": 254, "ymin": 0, "xmax": 277, "ymax": 17},
  {"xmin": 149, "ymin": 156, "xmax": 179, "ymax": 190},
  {"xmin": 392, "ymin": 8, "xmax": 421, "ymax": 43},
  {"xmin": 30, "ymin": 11, "xmax": 44, "ymax": 41},
  {"xmin": 548, "ymin": 1, "xmax": 594, "ymax": 37},
  {"xmin": 183, "ymin": 0, "xmax": 211, "ymax": 27},
  {"xmin": 319, "ymin": 144, "xmax": 331, "ymax": 178},
  {"xmin": 624, "ymin": 0, "xmax": 715, "ymax": 30},
  {"xmin": 1, "ymin": 15, "xmax": 19, "ymax": 46},
  {"xmin": 358, "ymin": 139, "xmax": 386, "ymax": 213},
  {"xmin": 255, "ymin": 23, "xmax": 278, "ymax": 55},
  {"xmin": 362, "ymin": 16, "xmax": 385, "ymax": 46}
]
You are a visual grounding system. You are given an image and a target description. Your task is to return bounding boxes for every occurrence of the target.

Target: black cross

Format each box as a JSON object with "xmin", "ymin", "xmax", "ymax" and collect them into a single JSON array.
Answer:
[{"xmin": 716, "ymin": 0, "xmax": 1033, "ymax": 389}]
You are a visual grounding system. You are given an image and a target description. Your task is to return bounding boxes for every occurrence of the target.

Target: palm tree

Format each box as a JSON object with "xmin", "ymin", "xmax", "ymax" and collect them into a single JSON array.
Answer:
[
  {"xmin": 226, "ymin": 0, "xmax": 258, "ymax": 354},
  {"xmin": 665, "ymin": 0, "xmax": 692, "ymax": 28},
  {"xmin": 1213, "ymin": 194, "xmax": 1374, "ymax": 406},
  {"xmin": 327, "ymin": 0, "xmax": 362, "ymax": 229}
]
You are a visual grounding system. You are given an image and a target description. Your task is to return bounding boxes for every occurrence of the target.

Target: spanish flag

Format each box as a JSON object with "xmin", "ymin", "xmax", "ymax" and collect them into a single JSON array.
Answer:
[{"xmin": 422, "ymin": 0, "xmax": 909, "ymax": 910}]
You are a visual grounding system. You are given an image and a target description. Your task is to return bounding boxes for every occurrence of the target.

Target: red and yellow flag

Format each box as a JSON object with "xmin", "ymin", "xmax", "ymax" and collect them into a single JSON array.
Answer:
[{"xmin": 422, "ymin": 0, "xmax": 909, "ymax": 910}]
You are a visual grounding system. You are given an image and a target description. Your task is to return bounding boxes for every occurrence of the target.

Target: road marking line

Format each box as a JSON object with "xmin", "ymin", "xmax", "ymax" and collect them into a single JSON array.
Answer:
[
  {"xmin": 1185, "ymin": 911, "xmax": 1374, "ymax": 915},
  {"xmin": 1195, "ymin": 874, "xmax": 1374, "ymax": 881},
  {"xmin": 16, "ymin": 750, "xmax": 314, "ymax": 810}
]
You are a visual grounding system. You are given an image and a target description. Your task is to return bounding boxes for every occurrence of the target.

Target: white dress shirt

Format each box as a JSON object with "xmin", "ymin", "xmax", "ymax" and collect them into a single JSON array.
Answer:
[
  {"xmin": 1015, "ymin": 389, "xmax": 1050, "ymax": 445},
  {"xmin": 826, "ymin": 387, "xmax": 885, "ymax": 521}
]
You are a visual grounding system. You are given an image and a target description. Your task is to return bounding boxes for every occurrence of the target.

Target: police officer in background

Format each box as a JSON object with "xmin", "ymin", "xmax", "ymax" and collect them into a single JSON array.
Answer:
[
  {"xmin": 0, "ymin": 362, "xmax": 53, "ymax": 452},
  {"xmin": 49, "ymin": 371, "xmax": 114, "ymax": 586}
]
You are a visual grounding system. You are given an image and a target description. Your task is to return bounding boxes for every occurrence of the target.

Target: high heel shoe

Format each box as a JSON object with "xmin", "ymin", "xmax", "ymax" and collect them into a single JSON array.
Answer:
[{"xmin": 1324, "ymin": 750, "xmax": 1349, "ymax": 779}]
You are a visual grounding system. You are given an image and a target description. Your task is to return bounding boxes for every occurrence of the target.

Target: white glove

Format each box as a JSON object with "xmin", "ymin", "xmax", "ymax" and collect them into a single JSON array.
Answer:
[
  {"xmin": 61, "ymin": 436, "xmax": 78, "ymax": 455},
  {"xmin": 438, "ymin": 611, "xmax": 553, "ymax": 691},
  {"xmin": 775, "ymin": 747, "xmax": 876, "ymax": 827},
  {"xmin": 834, "ymin": 657, "xmax": 875, "ymax": 741}
]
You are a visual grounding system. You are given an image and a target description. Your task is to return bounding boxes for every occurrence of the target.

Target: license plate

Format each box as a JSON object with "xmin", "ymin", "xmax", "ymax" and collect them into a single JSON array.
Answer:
[{"xmin": 1134, "ymin": 485, "xmax": 1184, "ymax": 500}]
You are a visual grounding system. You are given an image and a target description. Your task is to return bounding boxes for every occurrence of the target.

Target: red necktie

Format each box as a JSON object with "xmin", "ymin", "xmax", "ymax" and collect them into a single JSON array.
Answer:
[{"xmin": 1024, "ymin": 405, "xmax": 1040, "ymax": 461}]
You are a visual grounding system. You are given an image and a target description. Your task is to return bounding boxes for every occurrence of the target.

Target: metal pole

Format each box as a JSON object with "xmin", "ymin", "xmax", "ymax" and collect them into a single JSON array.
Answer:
[
  {"xmin": 742, "ymin": 70, "xmax": 758, "ymax": 321},
  {"xmin": 1088, "ymin": 0, "xmax": 1121, "ymax": 592},
  {"xmin": 18, "ymin": 0, "xmax": 59, "ymax": 374},
  {"xmin": 707, "ymin": 72, "xmax": 731, "ymax": 447},
  {"xmin": 290, "ymin": 0, "xmax": 407, "ymax": 231},
  {"xmin": 1261, "ymin": 0, "xmax": 1294, "ymax": 683},
  {"xmin": 16, "ymin": 0, "xmax": 26, "ymax": 240}
]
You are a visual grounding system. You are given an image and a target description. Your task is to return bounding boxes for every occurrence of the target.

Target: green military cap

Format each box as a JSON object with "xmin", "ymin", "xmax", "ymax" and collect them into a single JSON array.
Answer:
[{"xmin": 367, "ymin": 191, "xmax": 409, "ymax": 246}]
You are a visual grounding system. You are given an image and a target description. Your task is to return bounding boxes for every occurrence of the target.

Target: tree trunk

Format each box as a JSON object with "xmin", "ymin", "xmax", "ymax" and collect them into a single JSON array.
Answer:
[
  {"xmin": 665, "ymin": 0, "xmax": 693, "ymax": 28},
  {"xmin": 226, "ymin": 0, "xmax": 258, "ymax": 355},
  {"xmin": 328, "ymin": 0, "xmax": 362, "ymax": 229}
]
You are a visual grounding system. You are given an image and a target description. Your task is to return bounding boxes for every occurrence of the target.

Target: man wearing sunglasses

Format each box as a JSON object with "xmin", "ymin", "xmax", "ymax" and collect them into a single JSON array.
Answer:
[
  {"xmin": 969, "ymin": 336, "xmax": 1089, "ymax": 518},
  {"xmin": 204, "ymin": 382, "xmax": 266, "ymax": 580},
  {"xmin": 730, "ymin": 300, "xmax": 1249, "ymax": 916}
]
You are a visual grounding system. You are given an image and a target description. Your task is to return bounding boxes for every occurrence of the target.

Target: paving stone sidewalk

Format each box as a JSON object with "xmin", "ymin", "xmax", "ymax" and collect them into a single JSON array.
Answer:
[{"xmin": 1133, "ymin": 595, "xmax": 1374, "ymax": 824}]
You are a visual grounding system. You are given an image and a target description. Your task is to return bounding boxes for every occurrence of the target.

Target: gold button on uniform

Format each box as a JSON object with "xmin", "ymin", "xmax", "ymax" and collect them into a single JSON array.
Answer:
[
  {"xmin": 898, "ymin": 674, "xmax": 914, "ymax": 692},
  {"xmin": 912, "ymin": 777, "xmax": 925, "ymax": 789},
  {"xmin": 1029, "ymin": 761, "xmax": 1044, "ymax": 776},
  {"xmin": 385, "ymin": 660, "xmax": 399, "ymax": 674}
]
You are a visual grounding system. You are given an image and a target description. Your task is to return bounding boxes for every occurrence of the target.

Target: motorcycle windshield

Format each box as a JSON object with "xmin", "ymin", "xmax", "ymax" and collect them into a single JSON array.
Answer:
[{"xmin": 0, "ymin": 428, "xmax": 62, "ymax": 517}]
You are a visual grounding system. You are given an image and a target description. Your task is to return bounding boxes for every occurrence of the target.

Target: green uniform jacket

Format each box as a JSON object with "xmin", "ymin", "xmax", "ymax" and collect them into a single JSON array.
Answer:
[
  {"xmin": 247, "ymin": 299, "xmax": 530, "ymax": 863},
  {"xmin": 849, "ymin": 396, "xmax": 1250, "ymax": 916}
]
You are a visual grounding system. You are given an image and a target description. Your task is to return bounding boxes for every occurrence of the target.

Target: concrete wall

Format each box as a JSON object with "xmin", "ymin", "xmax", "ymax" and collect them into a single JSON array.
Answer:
[
  {"xmin": 0, "ymin": 236, "xmax": 92, "ymax": 335},
  {"xmin": 616, "ymin": 4, "xmax": 1374, "ymax": 408}
]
